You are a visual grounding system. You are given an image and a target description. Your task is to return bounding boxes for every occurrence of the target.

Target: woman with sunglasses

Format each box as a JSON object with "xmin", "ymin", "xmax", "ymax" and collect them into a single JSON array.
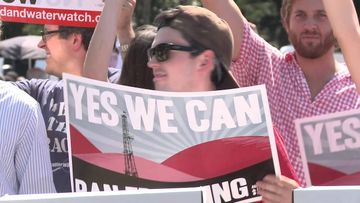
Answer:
[{"xmin": 322, "ymin": 0, "xmax": 360, "ymax": 93}]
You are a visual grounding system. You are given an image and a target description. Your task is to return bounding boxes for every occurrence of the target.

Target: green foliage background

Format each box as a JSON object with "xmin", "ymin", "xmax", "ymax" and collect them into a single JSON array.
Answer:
[{"xmin": 2, "ymin": 0, "xmax": 360, "ymax": 49}]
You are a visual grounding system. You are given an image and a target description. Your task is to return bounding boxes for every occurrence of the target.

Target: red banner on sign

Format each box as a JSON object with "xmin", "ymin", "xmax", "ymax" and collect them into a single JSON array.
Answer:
[{"xmin": 0, "ymin": 5, "xmax": 100, "ymax": 27}]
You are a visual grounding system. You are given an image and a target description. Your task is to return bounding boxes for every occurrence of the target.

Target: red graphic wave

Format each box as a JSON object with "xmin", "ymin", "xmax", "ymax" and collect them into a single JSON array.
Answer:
[
  {"xmin": 74, "ymin": 153, "xmax": 202, "ymax": 182},
  {"xmin": 162, "ymin": 136, "xmax": 271, "ymax": 179},
  {"xmin": 70, "ymin": 125, "xmax": 101, "ymax": 154},
  {"xmin": 322, "ymin": 171, "xmax": 360, "ymax": 185},
  {"xmin": 308, "ymin": 163, "xmax": 346, "ymax": 185},
  {"xmin": 73, "ymin": 135, "xmax": 271, "ymax": 183},
  {"xmin": 309, "ymin": 163, "xmax": 360, "ymax": 186}
]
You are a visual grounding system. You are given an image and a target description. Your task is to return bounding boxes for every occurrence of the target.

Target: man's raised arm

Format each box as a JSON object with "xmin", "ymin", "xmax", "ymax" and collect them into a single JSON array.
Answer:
[
  {"xmin": 201, "ymin": 0, "xmax": 246, "ymax": 59},
  {"xmin": 323, "ymin": 0, "xmax": 360, "ymax": 92}
]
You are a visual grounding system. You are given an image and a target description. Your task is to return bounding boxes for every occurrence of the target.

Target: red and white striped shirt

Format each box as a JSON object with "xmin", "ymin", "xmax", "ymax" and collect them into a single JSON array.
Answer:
[{"xmin": 231, "ymin": 21, "xmax": 360, "ymax": 187}]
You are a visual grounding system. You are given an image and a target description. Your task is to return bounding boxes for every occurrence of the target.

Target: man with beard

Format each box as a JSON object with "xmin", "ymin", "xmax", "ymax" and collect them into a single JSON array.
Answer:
[{"xmin": 201, "ymin": 0, "xmax": 360, "ymax": 191}]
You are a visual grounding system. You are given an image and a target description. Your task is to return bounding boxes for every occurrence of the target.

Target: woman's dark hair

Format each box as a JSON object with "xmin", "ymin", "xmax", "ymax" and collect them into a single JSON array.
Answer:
[{"xmin": 118, "ymin": 25, "xmax": 156, "ymax": 89}]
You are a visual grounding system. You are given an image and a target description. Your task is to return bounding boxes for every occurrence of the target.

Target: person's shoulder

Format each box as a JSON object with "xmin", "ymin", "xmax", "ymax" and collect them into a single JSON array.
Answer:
[
  {"xmin": 31, "ymin": 78, "xmax": 64, "ymax": 88},
  {"xmin": 335, "ymin": 63, "xmax": 353, "ymax": 79},
  {"xmin": 1, "ymin": 81, "xmax": 25, "ymax": 96},
  {"xmin": 15, "ymin": 78, "xmax": 62, "ymax": 89},
  {"xmin": 0, "ymin": 81, "xmax": 39, "ymax": 110}
]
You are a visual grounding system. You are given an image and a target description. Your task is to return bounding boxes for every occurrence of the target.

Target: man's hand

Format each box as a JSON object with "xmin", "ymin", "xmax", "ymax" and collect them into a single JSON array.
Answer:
[
  {"xmin": 116, "ymin": 0, "xmax": 136, "ymax": 46},
  {"xmin": 256, "ymin": 175, "xmax": 299, "ymax": 203},
  {"xmin": 117, "ymin": 0, "xmax": 136, "ymax": 30},
  {"xmin": 102, "ymin": 0, "xmax": 136, "ymax": 42}
]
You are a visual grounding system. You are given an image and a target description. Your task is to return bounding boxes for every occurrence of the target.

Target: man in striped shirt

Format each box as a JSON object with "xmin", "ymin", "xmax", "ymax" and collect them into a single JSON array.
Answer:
[{"xmin": 0, "ymin": 81, "xmax": 55, "ymax": 195}]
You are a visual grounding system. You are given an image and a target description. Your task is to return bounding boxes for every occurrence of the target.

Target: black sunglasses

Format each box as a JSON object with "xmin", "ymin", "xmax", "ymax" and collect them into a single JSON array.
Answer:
[
  {"xmin": 147, "ymin": 43, "xmax": 204, "ymax": 62},
  {"xmin": 40, "ymin": 29, "xmax": 67, "ymax": 42}
]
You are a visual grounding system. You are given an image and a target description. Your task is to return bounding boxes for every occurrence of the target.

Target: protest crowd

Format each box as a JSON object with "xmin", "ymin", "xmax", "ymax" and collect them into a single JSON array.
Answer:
[{"xmin": 0, "ymin": 0, "xmax": 360, "ymax": 202}]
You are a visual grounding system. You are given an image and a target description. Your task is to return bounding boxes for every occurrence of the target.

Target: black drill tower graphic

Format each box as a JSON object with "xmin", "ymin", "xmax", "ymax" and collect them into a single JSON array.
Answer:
[{"xmin": 122, "ymin": 111, "xmax": 138, "ymax": 177}]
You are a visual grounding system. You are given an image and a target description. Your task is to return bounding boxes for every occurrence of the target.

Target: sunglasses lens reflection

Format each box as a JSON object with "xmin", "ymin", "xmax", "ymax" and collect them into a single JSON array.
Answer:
[
  {"xmin": 155, "ymin": 46, "xmax": 169, "ymax": 62},
  {"xmin": 149, "ymin": 44, "xmax": 170, "ymax": 62}
]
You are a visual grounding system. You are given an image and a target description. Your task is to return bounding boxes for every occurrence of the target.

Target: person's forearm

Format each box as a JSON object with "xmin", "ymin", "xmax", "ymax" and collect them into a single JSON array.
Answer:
[
  {"xmin": 83, "ymin": 0, "xmax": 121, "ymax": 81},
  {"xmin": 116, "ymin": 0, "xmax": 136, "ymax": 59},
  {"xmin": 117, "ymin": 24, "xmax": 135, "ymax": 45},
  {"xmin": 323, "ymin": 0, "xmax": 359, "ymax": 40},
  {"xmin": 323, "ymin": 0, "xmax": 360, "ymax": 92},
  {"xmin": 201, "ymin": 0, "xmax": 245, "ymax": 59},
  {"xmin": 117, "ymin": 24, "xmax": 135, "ymax": 59}
]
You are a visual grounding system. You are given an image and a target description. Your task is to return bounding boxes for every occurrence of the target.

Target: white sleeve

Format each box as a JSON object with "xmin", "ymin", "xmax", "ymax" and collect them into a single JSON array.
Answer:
[{"xmin": 16, "ymin": 103, "xmax": 56, "ymax": 194}]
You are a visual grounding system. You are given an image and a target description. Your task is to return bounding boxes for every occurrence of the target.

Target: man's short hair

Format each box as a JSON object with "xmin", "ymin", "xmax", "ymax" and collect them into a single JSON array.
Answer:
[
  {"xmin": 57, "ymin": 26, "xmax": 94, "ymax": 50},
  {"xmin": 280, "ymin": 0, "xmax": 294, "ymax": 25}
]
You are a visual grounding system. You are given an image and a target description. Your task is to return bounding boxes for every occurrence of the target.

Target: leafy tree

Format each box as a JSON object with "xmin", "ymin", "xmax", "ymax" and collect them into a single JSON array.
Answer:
[
  {"xmin": 233, "ymin": 0, "xmax": 286, "ymax": 48},
  {"xmin": 23, "ymin": 24, "xmax": 43, "ymax": 35},
  {"xmin": 1, "ymin": 22, "xmax": 41, "ymax": 40},
  {"xmin": 132, "ymin": 0, "xmax": 285, "ymax": 47},
  {"xmin": 133, "ymin": 0, "xmax": 199, "ymax": 26},
  {"xmin": 1, "ymin": 22, "xmax": 24, "ymax": 40}
]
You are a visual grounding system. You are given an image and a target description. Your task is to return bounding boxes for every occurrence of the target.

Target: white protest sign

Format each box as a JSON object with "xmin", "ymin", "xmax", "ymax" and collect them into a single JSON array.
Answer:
[
  {"xmin": 0, "ymin": 187, "xmax": 205, "ymax": 203},
  {"xmin": 295, "ymin": 109, "xmax": 360, "ymax": 186},
  {"xmin": 0, "ymin": 0, "xmax": 103, "ymax": 27},
  {"xmin": 63, "ymin": 73, "xmax": 280, "ymax": 203}
]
